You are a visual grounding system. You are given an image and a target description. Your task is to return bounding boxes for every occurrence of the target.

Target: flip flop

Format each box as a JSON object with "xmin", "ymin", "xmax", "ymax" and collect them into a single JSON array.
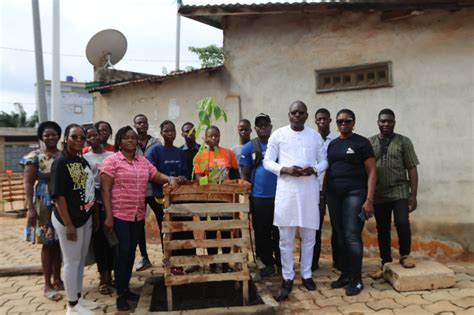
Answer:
[
  {"xmin": 99, "ymin": 284, "xmax": 112, "ymax": 295},
  {"xmin": 44, "ymin": 289, "xmax": 63, "ymax": 302}
]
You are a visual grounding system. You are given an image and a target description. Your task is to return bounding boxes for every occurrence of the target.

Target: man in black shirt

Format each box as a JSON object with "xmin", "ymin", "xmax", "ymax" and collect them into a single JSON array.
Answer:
[{"xmin": 180, "ymin": 122, "xmax": 200, "ymax": 180}]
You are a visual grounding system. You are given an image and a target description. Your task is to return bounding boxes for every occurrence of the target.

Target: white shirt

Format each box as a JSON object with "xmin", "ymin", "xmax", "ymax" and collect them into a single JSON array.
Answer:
[{"xmin": 263, "ymin": 125, "xmax": 328, "ymax": 230}]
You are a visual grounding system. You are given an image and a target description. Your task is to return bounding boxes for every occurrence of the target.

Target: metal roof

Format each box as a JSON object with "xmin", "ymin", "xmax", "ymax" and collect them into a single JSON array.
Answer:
[
  {"xmin": 88, "ymin": 66, "xmax": 223, "ymax": 93},
  {"xmin": 179, "ymin": 1, "xmax": 474, "ymax": 29}
]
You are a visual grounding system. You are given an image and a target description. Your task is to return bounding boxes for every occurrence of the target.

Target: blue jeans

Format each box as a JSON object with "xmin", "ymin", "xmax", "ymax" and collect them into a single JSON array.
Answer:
[
  {"xmin": 114, "ymin": 218, "xmax": 144, "ymax": 296},
  {"xmin": 327, "ymin": 188, "xmax": 366, "ymax": 280},
  {"xmin": 374, "ymin": 199, "xmax": 411, "ymax": 264}
]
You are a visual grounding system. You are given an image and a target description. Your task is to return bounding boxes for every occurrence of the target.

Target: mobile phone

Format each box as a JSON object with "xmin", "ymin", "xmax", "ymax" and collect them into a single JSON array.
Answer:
[{"xmin": 358, "ymin": 210, "xmax": 368, "ymax": 222}]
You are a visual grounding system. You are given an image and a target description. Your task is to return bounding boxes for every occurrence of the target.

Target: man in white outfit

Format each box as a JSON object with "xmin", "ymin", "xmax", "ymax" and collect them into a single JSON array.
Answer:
[{"xmin": 263, "ymin": 101, "xmax": 328, "ymax": 300}]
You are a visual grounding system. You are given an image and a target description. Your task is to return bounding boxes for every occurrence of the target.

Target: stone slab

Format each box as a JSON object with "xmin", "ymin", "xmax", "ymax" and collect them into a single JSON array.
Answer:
[{"xmin": 384, "ymin": 260, "xmax": 455, "ymax": 292}]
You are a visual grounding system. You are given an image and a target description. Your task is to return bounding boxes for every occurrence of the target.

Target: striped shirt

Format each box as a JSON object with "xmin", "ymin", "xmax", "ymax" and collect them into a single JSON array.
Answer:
[
  {"xmin": 369, "ymin": 133, "xmax": 419, "ymax": 204},
  {"xmin": 100, "ymin": 151, "xmax": 157, "ymax": 221}
]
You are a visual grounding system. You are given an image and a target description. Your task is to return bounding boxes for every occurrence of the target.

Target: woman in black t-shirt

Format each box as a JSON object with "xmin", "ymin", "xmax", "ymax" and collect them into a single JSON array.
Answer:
[
  {"xmin": 51, "ymin": 124, "xmax": 98, "ymax": 314},
  {"xmin": 325, "ymin": 109, "xmax": 376, "ymax": 297}
]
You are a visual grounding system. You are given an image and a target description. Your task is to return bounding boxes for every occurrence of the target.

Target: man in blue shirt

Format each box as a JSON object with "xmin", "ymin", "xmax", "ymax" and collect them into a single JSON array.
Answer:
[
  {"xmin": 147, "ymin": 120, "xmax": 191, "ymax": 274},
  {"xmin": 240, "ymin": 113, "xmax": 280, "ymax": 278}
]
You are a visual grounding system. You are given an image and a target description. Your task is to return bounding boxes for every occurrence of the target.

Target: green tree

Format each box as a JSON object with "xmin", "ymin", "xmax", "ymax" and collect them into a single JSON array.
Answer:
[
  {"xmin": 0, "ymin": 103, "xmax": 38, "ymax": 127},
  {"xmin": 188, "ymin": 44, "xmax": 224, "ymax": 68}
]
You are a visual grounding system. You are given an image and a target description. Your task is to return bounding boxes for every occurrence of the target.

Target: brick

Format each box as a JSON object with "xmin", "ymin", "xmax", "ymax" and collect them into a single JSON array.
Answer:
[
  {"xmin": 315, "ymin": 296, "xmax": 348, "ymax": 307},
  {"xmin": 384, "ymin": 261, "xmax": 455, "ymax": 292},
  {"xmin": 393, "ymin": 304, "xmax": 432, "ymax": 314},
  {"xmin": 3, "ymin": 297, "xmax": 34, "ymax": 307},
  {"xmin": 37, "ymin": 302, "xmax": 66, "ymax": 311},
  {"xmin": 394, "ymin": 294, "xmax": 431, "ymax": 306},
  {"xmin": 455, "ymin": 280, "xmax": 474, "ymax": 289},
  {"xmin": 367, "ymin": 298, "xmax": 403, "ymax": 311},
  {"xmin": 451, "ymin": 296, "xmax": 474, "ymax": 309},
  {"xmin": 342, "ymin": 291, "xmax": 372, "ymax": 303},
  {"xmin": 320, "ymin": 288, "xmax": 345, "ymax": 298},
  {"xmin": 422, "ymin": 290, "xmax": 458, "ymax": 302},
  {"xmin": 8, "ymin": 303, "xmax": 40, "ymax": 313},
  {"xmin": 369, "ymin": 289, "xmax": 404, "ymax": 300},
  {"xmin": 337, "ymin": 302, "xmax": 374, "ymax": 314},
  {"xmin": 422, "ymin": 301, "xmax": 464, "ymax": 313},
  {"xmin": 449, "ymin": 288, "xmax": 474, "ymax": 297},
  {"xmin": 457, "ymin": 307, "xmax": 474, "ymax": 315}
]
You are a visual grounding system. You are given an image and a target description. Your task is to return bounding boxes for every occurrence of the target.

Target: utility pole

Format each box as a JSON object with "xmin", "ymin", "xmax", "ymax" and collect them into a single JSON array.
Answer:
[
  {"xmin": 31, "ymin": 0, "xmax": 48, "ymax": 123},
  {"xmin": 175, "ymin": 0, "xmax": 182, "ymax": 71},
  {"xmin": 51, "ymin": 0, "xmax": 61, "ymax": 123}
]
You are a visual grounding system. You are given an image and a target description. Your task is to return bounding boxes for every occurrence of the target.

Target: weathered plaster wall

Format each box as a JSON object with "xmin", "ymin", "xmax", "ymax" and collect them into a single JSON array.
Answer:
[
  {"xmin": 93, "ymin": 70, "xmax": 241, "ymax": 148},
  {"xmin": 223, "ymin": 9, "xmax": 473, "ymax": 255}
]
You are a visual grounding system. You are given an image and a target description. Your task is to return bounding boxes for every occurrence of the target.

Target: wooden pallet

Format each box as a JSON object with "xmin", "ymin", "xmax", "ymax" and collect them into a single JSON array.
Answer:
[
  {"xmin": 0, "ymin": 173, "xmax": 25, "ymax": 212},
  {"xmin": 162, "ymin": 180, "xmax": 252, "ymax": 311}
]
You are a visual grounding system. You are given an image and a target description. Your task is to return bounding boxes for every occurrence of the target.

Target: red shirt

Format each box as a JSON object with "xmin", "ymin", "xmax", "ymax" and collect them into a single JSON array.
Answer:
[{"xmin": 100, "ymin": 151, "xmax": 157, "ymax": 221}]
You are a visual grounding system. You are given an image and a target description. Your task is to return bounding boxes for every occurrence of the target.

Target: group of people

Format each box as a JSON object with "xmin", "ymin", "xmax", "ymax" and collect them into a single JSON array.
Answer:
[
  {"xmin": 243, "ymin": 101, "xmax": 419, "ymax": 300},
  {"xmin": 22, "ymin": 101, "xmax": 419, "ymax": 313}
]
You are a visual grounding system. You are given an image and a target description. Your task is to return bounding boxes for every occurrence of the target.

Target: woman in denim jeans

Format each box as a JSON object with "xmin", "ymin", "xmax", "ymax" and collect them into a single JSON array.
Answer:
[{"xmin": 325, "ymin": 109, "xmax": 376, "ymax": 296}]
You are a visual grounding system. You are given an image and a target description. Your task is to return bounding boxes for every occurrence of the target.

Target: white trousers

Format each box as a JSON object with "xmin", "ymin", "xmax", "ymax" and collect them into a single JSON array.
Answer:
[
  {"xmin": 52, "ymin": 213, "xmax": 92, "ymax": 302},
  {"xmin": 279, "ymin": 226, "xmax": 316, "ymax": 280}
]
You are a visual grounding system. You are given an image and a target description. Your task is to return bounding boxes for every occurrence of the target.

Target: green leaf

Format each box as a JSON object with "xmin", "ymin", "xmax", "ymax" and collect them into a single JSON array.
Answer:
[
  {"xmin": 213, "ymin": 106, "xmax": 221, "ymax": 121},
  {"xmin": 199, "ymin": 176, "xmax": 209, "ymax": 186},
  {"xmin": 214, "ymin": 146, "xmax": 220, "ymax": 156},
  {"xmin": 199, "ymin": 159, "xmax": 207, "ymax": 171}
]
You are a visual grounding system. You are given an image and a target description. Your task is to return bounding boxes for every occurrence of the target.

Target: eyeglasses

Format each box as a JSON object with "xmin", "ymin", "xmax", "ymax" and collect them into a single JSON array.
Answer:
[
  {"xmin": 290, "ymin": 110, "xmax": 306, "ymax": 116},
  {"xmin": 336, "ymin": 119, "xmax": 354, "ymax": 126},
  {"xmin": 70, "ymin": 135, "xmax": 86, "ymax": 141}
]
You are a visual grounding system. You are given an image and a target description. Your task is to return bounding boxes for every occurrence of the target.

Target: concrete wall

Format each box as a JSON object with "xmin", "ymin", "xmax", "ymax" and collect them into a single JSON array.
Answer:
[
  {"xmin": 223, "ymin": 9, "xmax": 473, "ymax": 255},
  {"xmin": 94, "ymin": 8, "xmax": 473, "ymax": 256},
  {"xmin": 45, "ymin": 81, "xmax": 93, "ymax": 130},
  {"xmin": 93, "ymin": 70, "xmax": 243, "ymax": 148}
]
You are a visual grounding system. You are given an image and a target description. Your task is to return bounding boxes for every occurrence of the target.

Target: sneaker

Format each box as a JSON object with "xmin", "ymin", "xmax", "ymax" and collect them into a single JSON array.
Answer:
[
  {"xmin": 78, "ymin": 298, "xmax": 99, "ymax": 310},
  {"xmin": 346, "ymin": 279, "xmax": 364, "ymax": 296},
  {"xmin": 330, "ymin": 274, "xmax": 351, "ymax": 289},
  {"xmin": 123, "ymin": 290, "xmax": 140, "ymax": 302},
  {"xmin": 116, "ymin": 295, "xmax": 130, "ymax": 311},
  {"xmin": 136, "ymin": 257, "xmax": 152, "ymax": 271},
  {"xmin": 260, "ymin": 265, "xmax": 276, "ymax": 278},
  {"xmin": 400, "ymin": 255, "xmax": 416, "ymax": 268},
  {"xmin": 370, "ymin": 269, "xmax": 384, "ymax": 280},
  {"xmin": 66, "ymin": 303, "xmax": 94, "ymax": 315}
]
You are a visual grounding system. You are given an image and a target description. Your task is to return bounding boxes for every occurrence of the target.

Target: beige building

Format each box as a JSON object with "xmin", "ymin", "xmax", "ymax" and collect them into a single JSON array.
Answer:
[{"xmin": 90, "ymin": 1, "xmax": 474, "ymax": 257}]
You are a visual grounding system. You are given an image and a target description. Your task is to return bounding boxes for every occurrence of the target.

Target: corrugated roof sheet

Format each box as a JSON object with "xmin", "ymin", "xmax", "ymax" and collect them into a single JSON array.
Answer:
[
  {"xmin": 179, "ymin": 1, "xmax": 474, "ymax": 28},
  {"xmin": 88, "ymin": 66, "xmax": 223, "ymax": 93}
]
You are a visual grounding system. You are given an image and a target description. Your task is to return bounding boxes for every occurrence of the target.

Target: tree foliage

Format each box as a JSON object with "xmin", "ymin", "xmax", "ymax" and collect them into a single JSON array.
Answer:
[
  {"xmin": 0, "ymin": 103, "xmax": 38, "ymax": 128},
  {"xmin": 188, "ymin": 44, "xmax": 224, "ymax": 68}
]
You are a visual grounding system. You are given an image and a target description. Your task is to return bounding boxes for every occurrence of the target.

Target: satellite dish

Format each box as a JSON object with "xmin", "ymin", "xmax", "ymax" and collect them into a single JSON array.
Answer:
[{"xmin": 86, "ymin": 29, "xmax": 127, "ymax": 69}]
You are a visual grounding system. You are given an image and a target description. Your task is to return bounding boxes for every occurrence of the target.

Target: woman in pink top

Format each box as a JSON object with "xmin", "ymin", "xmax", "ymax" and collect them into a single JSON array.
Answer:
[{"xmin": 100, "ymin": 126, "xmax": 180, "ymax": 311}]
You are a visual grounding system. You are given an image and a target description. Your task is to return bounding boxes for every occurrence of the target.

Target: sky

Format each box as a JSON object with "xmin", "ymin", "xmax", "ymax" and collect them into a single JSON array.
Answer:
[{"xmin": 0, "ymin": 0, "xmax": 280, "ymax": 116}]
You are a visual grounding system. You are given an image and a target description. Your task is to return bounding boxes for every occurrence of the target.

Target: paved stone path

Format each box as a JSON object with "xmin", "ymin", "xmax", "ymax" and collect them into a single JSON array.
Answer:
[{"xmin": 1, "ymin": 216, "xmax": 473, "ymax": 314}]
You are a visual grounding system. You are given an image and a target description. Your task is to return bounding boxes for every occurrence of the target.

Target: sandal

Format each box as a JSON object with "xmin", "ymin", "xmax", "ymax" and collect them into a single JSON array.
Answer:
[
  {"xmin": 99, "ymin": 284, "xmax": 112, "ymax": 295},
  {"xmin": 44, "ymin": 289, "xmax": 63, "ymax": 302},
  {"xmin": 53, "ymin": 281, "xmax": 64, "ymax": 291}
]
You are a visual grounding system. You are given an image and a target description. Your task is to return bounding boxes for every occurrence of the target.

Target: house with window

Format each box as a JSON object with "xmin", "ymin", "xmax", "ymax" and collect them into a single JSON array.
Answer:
[{"xmin": 89, "ymin": 1, "xmax": 474, "ymax": 257}]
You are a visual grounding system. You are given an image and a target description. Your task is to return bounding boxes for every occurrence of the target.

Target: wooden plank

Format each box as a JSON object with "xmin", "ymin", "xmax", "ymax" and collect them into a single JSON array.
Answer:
[
  {"xmin": 162, "ymin": 219, "xmax": 248, "ymax": 233},
  {"xmin": 164, "ymin": 180, "xmax": 251, "ymax": 195},
  {"xmin": 164, "ymin": 238, "xmax": 250, "ymax": 250},
  {"xmin": 2, "ymin": 196, "xmax": 25, "ymax": 201},
  {"xmin": 170, "ymin": 194, "xmax": 234, "ymax": 204},
  {"xmin": 243, "ymin": 280, "xmax": 249, "ymax": 306},
  {"xmin": 167, "ymin": 286, "xmax": 173, "ymax": 311},
  {"xmin": 169, "ymin": 253, "xmax": 247, "ymax": 266},
  {"xmin": 166, "ymin": 203, "xmax": 249, "ymax": 214},
  {"xmin": 165, "ymin": 271, "xmax": 249, "ymax": 286}
]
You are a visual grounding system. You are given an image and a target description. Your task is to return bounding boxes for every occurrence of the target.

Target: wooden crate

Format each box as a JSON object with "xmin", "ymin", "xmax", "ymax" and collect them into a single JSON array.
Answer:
[
  {"xmin": 162, "ymin": 180, "xmax": 252, "ymax": 311},
  {"xmin": 0, "ymin": 173, "xmax": 25, "ymax": 212}
]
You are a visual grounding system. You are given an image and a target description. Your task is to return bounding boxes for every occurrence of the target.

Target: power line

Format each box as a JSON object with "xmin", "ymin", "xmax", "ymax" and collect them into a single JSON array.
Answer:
[{"xmin": 0, "ymin": 46, "xmax": 201, "ymax": 63}]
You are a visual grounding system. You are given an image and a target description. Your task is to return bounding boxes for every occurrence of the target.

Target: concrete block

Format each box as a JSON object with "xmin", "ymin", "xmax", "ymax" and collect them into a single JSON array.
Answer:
[{"xmin": 384, "ymin": 260, "xmax": 455, "ymax": 292}]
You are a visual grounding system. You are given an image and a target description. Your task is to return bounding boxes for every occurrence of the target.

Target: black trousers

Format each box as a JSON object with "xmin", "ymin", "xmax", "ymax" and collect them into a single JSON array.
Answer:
[
  {"xmin": 250, "ymin": 197, "xmax": 280, "ymax": 268},
  {"xmin": 138, "ymin": 196, "xmax": 163, "ymax": 258},
  {"xmin": 313, "ymin": 201, "xmax": 341, "ymax": 270},
  {"xmin": 93, "ymin": 209, "xmax": 115, "ymax": 273},
  {"xmin": 374, "ymin": 199, "xmax": 411, "ymax": 264}
]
